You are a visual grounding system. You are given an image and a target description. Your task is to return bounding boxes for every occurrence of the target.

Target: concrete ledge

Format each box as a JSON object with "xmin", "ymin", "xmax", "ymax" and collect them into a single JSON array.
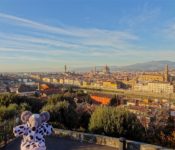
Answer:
[
  {"xmin": 0, "ymin": 138, "xmax": 16, "ymax": 149},
  {"xmin": 54, "ymin": 128, "xmax": 173, "ymax": 150}
]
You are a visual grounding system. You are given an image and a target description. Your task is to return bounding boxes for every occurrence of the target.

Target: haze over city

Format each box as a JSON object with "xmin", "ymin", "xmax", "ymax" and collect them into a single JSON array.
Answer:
[{"xmin": 0, "ymin": 0, "xmax": 175, "ymax": 72}]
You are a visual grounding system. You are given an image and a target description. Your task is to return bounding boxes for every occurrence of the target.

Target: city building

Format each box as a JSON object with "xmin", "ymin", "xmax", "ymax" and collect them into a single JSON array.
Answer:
[
  {"xmin": 52, "ymin": 78, "xmax": 59, "ymax": 84},
  {"xmin": 138, "ymin": 64, "xmax": 170, "ymax": 82},
  {"xmin": 138, "ymin": 74, "xmax": 164, "ymax": 82},
  {"xmin": 42, "ymin": 77, "xmax": 51, "ymax": 83},
  {"xmin": 134, "ymin": 82, "xmax": 175, "ymax": 94},
  {"xmin": 102, "ymin": 81, "xmax": 120, "ymax": 89}
]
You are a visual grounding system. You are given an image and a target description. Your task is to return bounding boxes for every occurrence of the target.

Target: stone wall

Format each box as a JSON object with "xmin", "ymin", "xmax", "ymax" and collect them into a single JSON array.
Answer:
[{"xmin": 54, "ymin": 129, "xmax": 173, "ymax": 150}]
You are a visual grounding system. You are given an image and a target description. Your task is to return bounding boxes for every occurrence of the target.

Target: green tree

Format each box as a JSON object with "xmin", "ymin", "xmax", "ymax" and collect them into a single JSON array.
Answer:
[
  {"xmin": 108, "ymin": 95, "xmax": 120, "ymax": 106},
  {"xmin": 66, "ymin": 86, "xmax": 74, "ymax": 93},
  {"xmin": 47, "ymin": 94, "xmax": 63, "ymax": 105},
  {"xmin": 89, "ymin": 106, "xmax": 145, "ymax": 140},
  {"xmin": 0, "ymin": 104, "xmax": 18, "ymax": 121},
  {"xmin": 42, "ymin": 101, "xmax": 78, "ymax": 129},
  {"xmin": 76, "ymin": 104, "xmax": 93, "ymax": 130},
  {"xmin": 0, "ymin": 93, "xmax": 44, "ymax": 113},
  {"xmin": 19, "ymin": 103, "xmax": 31, "ymax": 113}
]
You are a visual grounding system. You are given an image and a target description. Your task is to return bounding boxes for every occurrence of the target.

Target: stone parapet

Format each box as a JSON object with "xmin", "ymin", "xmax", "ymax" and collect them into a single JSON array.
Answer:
[{"xmin": 54, "ymin": 128, "xmax": 173, "ymax": 150}]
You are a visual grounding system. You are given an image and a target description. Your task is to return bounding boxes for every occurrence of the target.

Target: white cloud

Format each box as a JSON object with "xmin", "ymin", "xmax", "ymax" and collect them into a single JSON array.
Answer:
[
  {"xmin": 165, "ymin": 23, "xmax": 175, "ymax": 38},
  {"xmin": 118, "ymin": 3, "xmax": 160, "ymax": 27},
  {"xmin": 0, "ymin": 12, "xmax": 175, "ymax": 71},
  {"xmin": 0, "ymin": 12, "xmax": 137, "ymax": 39},
  {"xmin": 0, "ymin": 12, "xmax": 140, "ymax": 61}
]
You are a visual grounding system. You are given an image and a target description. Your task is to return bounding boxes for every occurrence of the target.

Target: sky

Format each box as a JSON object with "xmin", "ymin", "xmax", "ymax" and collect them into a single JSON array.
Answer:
[{"xmin": 0, "ymin": 0, "xmax": 175, "ymax": 72}]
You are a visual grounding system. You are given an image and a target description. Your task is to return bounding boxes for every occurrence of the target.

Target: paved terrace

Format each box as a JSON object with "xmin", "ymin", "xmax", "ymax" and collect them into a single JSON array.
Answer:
[{"xmin": 3, "ymin": 136, "xmax": 117, "ymax": 150}]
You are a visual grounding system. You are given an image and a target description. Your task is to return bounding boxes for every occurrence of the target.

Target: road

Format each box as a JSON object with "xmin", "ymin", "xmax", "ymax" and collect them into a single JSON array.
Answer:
[{"xmin": 3, "ymin": 136, "xmax": 117, "ymax": 150}]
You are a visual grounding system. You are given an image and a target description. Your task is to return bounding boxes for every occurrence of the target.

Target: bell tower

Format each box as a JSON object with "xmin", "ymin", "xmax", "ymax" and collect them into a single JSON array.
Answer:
[
  {"xmin": 64, "ymin": 64, "xmax": 67, "ymax": 73},
  {"xmin": 164, "ymin": 64, "xmax": 169, "ymax": 82}
]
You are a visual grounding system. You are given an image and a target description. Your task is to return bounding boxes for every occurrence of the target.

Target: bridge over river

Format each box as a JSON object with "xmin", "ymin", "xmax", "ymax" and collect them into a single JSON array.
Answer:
[{"xmin": 2, "ymin": 136, "xmax": 117, "ymax": 150}]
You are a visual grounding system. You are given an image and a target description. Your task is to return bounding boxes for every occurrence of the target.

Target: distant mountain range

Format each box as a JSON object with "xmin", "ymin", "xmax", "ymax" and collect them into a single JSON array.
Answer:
[{"xmin": 72, "ymin": 61, "xmax": 175, "ymax": 72}]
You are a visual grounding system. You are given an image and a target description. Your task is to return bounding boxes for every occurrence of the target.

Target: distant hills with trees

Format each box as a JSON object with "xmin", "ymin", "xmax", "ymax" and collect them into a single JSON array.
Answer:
[{"xmin": 72, "ymin": 60, "xmax": 175, "ymax": 72}]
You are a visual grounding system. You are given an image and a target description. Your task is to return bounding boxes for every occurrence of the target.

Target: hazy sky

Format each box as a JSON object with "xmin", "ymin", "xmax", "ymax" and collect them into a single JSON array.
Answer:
[{"xmin": 0, "ymin": 0, "xmax": 175, "ymax": 72}]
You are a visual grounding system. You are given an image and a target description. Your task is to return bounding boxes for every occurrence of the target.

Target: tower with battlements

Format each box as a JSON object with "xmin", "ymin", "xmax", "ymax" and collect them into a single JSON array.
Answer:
[{"xmin": 164, "ymin": 64, "xmax": 169, "ymax": 82}]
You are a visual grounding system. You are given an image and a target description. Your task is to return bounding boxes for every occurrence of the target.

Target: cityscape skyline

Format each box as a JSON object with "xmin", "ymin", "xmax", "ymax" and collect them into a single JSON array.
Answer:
[{"xmin": 0, "ymin": 0, "xmax": 175, "ymax": 72}]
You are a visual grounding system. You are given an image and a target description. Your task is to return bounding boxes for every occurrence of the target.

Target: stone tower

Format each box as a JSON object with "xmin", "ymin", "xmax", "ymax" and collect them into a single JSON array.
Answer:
[
  {"xmin": 37, "ymin": 75, "xmax": 42, "ymax": 91},
  {"xmin": 64, "ymin": 64, "xmax": 67, "ymax": 73},
  {"xmin": 164, "ymin": 64, "xmax": 169, "ymax": 82},
  {"xmin": 94, "ymin": 66, "xmax": 97, "ymax": 73}
]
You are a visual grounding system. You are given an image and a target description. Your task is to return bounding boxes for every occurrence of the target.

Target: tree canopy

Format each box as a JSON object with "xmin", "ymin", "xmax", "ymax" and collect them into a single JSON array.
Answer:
[{"xmin": 89, "ymin": 106, "xmax": 145, "ymax": 140}]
